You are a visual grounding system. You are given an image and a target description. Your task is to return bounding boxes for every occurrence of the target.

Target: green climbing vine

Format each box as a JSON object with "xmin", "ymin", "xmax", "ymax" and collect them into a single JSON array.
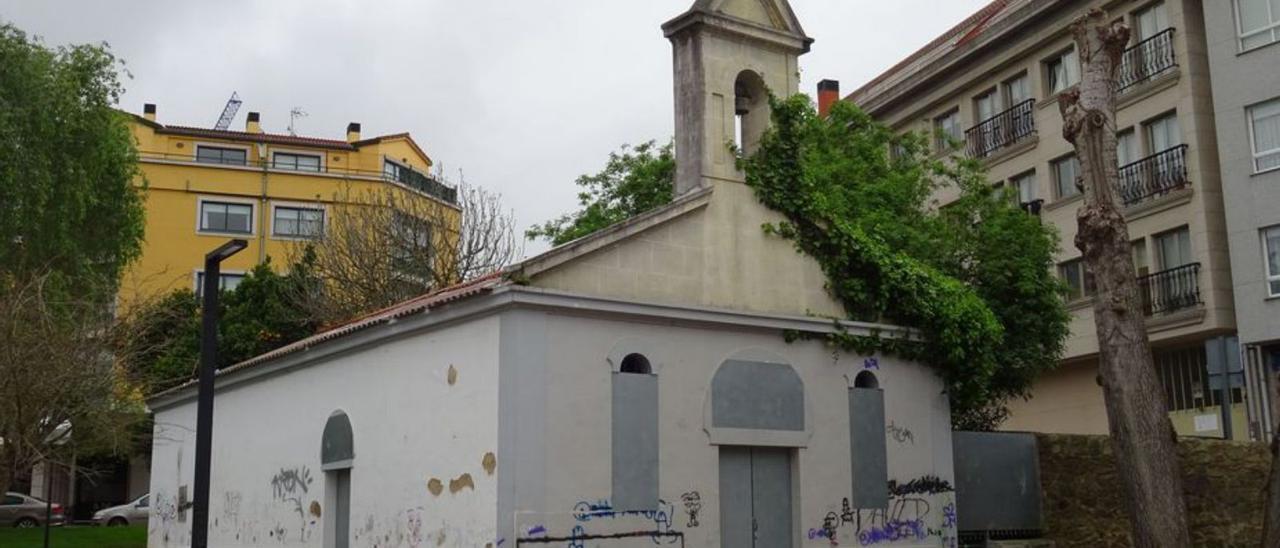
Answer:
[{"xmin": 743, "ymin": 96, "xmax": 1070, "ymax": 429}]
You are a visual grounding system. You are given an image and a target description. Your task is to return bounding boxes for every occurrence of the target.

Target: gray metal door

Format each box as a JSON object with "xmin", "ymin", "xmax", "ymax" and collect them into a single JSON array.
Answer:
[
  {"xmin": 719, "ymin": 447, "xmax": 793, "ymax": 548},
  {"xmin": 334, "ymin": 470, "xmax": 350, "ymax": 548}
]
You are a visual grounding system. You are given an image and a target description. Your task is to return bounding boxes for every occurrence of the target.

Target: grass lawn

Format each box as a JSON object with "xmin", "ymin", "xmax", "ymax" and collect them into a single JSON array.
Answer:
[{"xmin": 0, "ymin": 525, "xmax": 146, "ymax": 548}]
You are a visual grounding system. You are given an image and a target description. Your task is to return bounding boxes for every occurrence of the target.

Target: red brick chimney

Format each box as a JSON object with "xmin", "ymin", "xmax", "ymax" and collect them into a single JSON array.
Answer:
[{"xmin": 817, "ymin": 79, "xmax": 840, "ymax": 117}]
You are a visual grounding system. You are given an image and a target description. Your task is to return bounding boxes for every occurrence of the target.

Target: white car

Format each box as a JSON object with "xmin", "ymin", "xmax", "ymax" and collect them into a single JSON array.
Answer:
[{"xmin": 93, "ymin": 494, "xmax": 149, "ymax": 527}]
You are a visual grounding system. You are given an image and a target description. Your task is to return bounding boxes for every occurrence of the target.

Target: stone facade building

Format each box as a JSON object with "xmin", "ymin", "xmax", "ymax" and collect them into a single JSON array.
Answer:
[
  {"xmin": 837, "ymin": 0, "xmax": 1257, "ymax": 440},
  {"xmin": 146, "ymin": 2, "xmax": 961, "ymax": 547}
]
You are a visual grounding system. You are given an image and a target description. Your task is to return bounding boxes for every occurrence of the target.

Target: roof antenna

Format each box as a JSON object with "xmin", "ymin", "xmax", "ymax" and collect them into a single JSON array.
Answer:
[
  {"xmin": 288, "ymin": 107, "xmax": 308, "ymax": 136},
  {"xmin": 213, "ymin": 92, "xmax": 242, "ymax": 131}
]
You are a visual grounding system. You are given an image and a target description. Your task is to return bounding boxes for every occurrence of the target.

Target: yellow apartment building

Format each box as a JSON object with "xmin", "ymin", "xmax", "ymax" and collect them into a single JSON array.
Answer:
[
  {"xmin": 831, "ymin": 0, "xmax": 1257, "ymax": 439},
  {"xmin": 121, "ymin": 104, "xmax": 460, "ymax": 306}
]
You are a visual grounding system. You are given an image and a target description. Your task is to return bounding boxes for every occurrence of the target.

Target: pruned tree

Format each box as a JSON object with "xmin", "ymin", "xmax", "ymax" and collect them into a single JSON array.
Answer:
[
  {"xmin": 289, "ymin": 181, "xmax": 517, "ymax": 326},
  {"xmin": 0, "ymin": 271, "xmax": 146, "ymax": 497},
  {"xmin": 1057, "ymin": 9, "xmax": 1190, "ymax": 546}
]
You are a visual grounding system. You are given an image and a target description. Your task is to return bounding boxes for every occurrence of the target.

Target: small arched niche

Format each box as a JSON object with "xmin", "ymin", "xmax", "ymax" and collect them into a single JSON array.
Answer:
[
  {"xmin": 733, "ymin": 69, "xmax": 770, "ymax": 156},
  {"xmin": 321, "ymin": 410, "xmax": 354, "ymax": 470},
  {"xmin": 853, "ymin": 370, "xmax": 880, "ymax": 389},
  {"xmin": 619, "ymin": 353, "xmax": 652, "ymax": 375}
]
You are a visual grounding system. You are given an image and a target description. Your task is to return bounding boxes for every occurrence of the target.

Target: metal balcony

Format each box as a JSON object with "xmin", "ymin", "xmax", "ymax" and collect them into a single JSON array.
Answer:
[
  {"xmin": 965, "ymin": 99, "xmax": 1036, "ymax": 159},
  {"xmin": 1116, "ymin": 28, "xmax": 1177, "ymax": 92},
  {"xmin": 1118, "ymin": 144, "xmax": 1189, "ymax": 206},
  {"xmin": 1138, "ymin": 262, "xmax": 1201, "ymax": 316}
]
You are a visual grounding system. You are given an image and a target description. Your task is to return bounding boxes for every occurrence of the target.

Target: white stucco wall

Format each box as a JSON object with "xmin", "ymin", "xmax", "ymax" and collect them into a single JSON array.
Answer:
[
  {"xmin": 148, "ymin": 315, "xmax": 503, "ymax": 548},
  {"xmin": 499, "ymin": 309, "xmax": 956, "ymax": 548}
]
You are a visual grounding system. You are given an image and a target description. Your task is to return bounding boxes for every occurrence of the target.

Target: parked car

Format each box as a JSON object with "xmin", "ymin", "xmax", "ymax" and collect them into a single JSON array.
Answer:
[
  {"xmin": 93, "ymin": 494, "xmax": 149, "ymax": 527},
  {"xmin": 0, "ymin": 492, "xmax": 65, "ymax": 528}
]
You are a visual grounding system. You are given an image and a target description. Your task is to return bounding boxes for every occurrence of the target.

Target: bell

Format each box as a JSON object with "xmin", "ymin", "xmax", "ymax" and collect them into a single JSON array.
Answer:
[{"xmin": 735, "ymin": 94, "xmax": 751, "ymax": 116}]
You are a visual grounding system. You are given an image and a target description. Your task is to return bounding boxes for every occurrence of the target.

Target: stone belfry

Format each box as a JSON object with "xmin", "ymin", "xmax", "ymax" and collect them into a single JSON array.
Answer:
[{"xmin": 663, "ymin": 0, "xmax": 813, "ymax": 196}]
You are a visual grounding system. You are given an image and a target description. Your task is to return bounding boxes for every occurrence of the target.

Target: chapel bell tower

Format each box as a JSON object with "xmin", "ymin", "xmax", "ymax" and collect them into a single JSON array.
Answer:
[{"xmin": 663, "ymin": 0, "xmax": 813, "ymax": 195}]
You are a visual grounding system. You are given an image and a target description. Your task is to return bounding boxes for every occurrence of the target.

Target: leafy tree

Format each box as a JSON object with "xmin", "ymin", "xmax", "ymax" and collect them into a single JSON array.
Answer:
[
  {"xmin": 119, "ymin": 258, "xmax": 320, "ymax": 394},
  {"xmin": 526, "ymin": 140, "xmax": 674, "ymax": 245},
  {"xmin": 742, "ymin": 96, "xmax": 1069, "ymax": 429},
  {"xmin": 0, "ymin": 23, "xmax": 145, "ymax": 300},
  {"xmin": 0, "ymin": 23, "xmax": 146, "ymax": 496}
]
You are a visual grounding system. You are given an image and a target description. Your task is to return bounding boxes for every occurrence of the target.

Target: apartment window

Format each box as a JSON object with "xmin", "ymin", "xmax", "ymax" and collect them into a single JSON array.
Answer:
[
  {"xmin": 1134, "ymin": 2, "xmax": 1170, "ymax": 42},
  {"xmin": 1155, "ymin": 226, "xmax": 1193, "ymax": 270},
  {"xmin": 1052, "ymin": 154, "xmax": 1081, "ymax": 199},
  {"xmin": 196, "ymin": 145, "xmax": 247, "ymax": 166},
  {"xmin": 1045, "ymin": 48, "xmax": 1080, "ymax": 94},
  {"xmin": 1059, "ymin": 258, "xmax": 1095, "ymax": 300},
  {"xmin": 1264, "ymin": 226, "xmax": 1280, "ymax": 296},
  {"xmin": 1010, "ymin": 170, "xmax": 1037, "ymax": 203},
  {"xmin": 383, "ymin": 159, "xmax": 407, "ymax": 182},
  {"xmin": 195, "ymin": 272, "xmax": 246, "ymax": 295},
  {"xmin": 199, "ymin": 201, "xmax": 253, "ymax": 234},
  {"xmin": 272, "ymin": 152, "xmax": 322, "ymax": 172},
  {"xmin": 1133, "ymin": 238, "xmax": 1150, "ymax": 277},
  {"xmin": 1003, "ymin": 73, "xmax": 1031, "ymax": 105},
  {"xmin": 1145, "ymin": 112, "xmax": 1182, "ymax": 152},
  {"xmin": 1235, "ymin": 0, "xmax": 1280, "ymax": 51},
  {"xmin": 1117, "ymin": 129, "xmax": 1139, "ymax": 166},
  {"xmin": 934, "ymin": 109, "xmax": 961, "ymax": 151},
  {"xmin": 1249, "ymin": 98, "xmax": 1280, "ymax": 172},
  {"xmin": 273, "ymin": 206, "xmax": 325, "ymax": 238},
  {"xmin": 974, "ymin": 89, "xmax": 1000, "ymax": 123}
]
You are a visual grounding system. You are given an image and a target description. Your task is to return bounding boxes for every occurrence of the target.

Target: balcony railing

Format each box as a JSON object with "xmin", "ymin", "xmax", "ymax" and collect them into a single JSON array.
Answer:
[
  {"xmin": 140, "ymin": 150, "xmax": 458, "ymax": 205},
  {"xmin": 1118, "ymin": 144, "xmax": 1188, "ymax": 206},
  {"xmin": 1138, "ymin": 262, "xmax": 1201, "ymax": 316},
  {"xmin": 965, "ymin": 99, "xmax": 1036, "ymax": 159},
  {"xmin": 1116, "ymin": 28, "xmax": 1177, "ymax": 92}
]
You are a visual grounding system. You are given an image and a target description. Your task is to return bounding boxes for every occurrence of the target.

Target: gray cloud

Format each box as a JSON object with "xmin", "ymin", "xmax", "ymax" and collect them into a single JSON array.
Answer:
[{"xmin": 1, "ymin": 0, "xmax": 988, "ymax": 256}]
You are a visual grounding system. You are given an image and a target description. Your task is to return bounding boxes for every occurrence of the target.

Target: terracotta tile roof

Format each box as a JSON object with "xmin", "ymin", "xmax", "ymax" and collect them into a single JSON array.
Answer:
[
  {"xmin": 149, "ymin": 271, "xmax": 508, "ymax": 401},
  {"xmin": 847, "ymin": 0, "xmax": 1037, "ymax": 107},
  {"xmin": 157, "ymin": 124, "xmax": 359, "ymax": 150}
]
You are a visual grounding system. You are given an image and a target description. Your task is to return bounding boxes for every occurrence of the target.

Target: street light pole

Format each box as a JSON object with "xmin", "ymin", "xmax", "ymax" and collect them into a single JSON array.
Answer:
[{"xmin": 192, "ymin": 239, "xmax": 247, "ymax": 548}]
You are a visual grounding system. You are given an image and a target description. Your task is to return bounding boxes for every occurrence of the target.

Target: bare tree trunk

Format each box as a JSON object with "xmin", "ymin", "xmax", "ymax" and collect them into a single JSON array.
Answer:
[
  {"xmin": 1265, "ymin": 366, "xmax": 1280, "ymax": 546},
  {"xmin": 1058, "ymin": 10, "xmax": 1191, "ymax": 547}
]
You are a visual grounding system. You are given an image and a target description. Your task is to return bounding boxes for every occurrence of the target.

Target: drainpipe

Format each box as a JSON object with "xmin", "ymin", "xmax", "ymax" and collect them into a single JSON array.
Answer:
[{"xmin": 258, "ymin": 144, "xmax": 269, "ymax": 263}]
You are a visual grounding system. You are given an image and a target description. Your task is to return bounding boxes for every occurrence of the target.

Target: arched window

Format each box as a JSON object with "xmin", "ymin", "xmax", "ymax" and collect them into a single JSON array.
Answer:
[
  {"xmin": 619, "ymin": 353, "xmax": 652, "ymax": 374},
  {"xmin": 321, "ymin": 411, "xmax": 353, "ymax": 548},
  {"xmin": 613, "ymin": 352, "xmax": 657, "ymax": 509},
  {"xmin": 849, "ymin": 370, "xmax": 888, "ymax": 509},
  {"xmin": 733, "ymin": 70, "xmax": 769, "ymax": 156}
]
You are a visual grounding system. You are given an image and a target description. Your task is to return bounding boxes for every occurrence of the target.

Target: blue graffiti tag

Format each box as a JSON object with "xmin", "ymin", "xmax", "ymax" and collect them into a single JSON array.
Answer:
[
  {"xmin": 858, "ymin": 519, "xmax": 926, "ymax": 546},
  {"xmin": 863, "ymin": 357, "xmax": 880, "ymax": 370},
  {"xmin": 942, "ymin": 503, "xmax": 956, "ymax": 529},
  {"xmin": 569, "ymin": 498, "xmax": 676, "ymax": 544}
]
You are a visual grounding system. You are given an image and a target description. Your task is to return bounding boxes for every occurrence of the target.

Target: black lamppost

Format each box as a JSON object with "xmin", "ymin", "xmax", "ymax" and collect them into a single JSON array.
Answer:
[{"xmin": 192, "ymin": 239, "xmax": 247, "ymax": 548}]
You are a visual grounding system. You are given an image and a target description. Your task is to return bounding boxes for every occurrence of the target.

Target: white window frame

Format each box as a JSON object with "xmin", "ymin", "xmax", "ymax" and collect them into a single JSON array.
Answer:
[
  {"xmin": 1247, "ymin": 97, "xmax": 1280, "ymax": 174},
  {"xmin": 1234, "ymin": 0, "xmax": 1280, "ymax": 52},
  {"xmin": 194, "ymin": 142, "xmax": 251, "ymax": 167},
  {"xmin": 196, "ymin": 196, "xmax": 256, "ymax": 236},
  {"xmin": 270, "ymin": 149, "xmax": 325, "ymax": 172},
  {"xmin": 1264, "ymin": 225, "xmax": 1280, "ymax": 297},
  {"xmin": 1010, "ymin": 170, "xmax": 1037, "ymax": 203},
  {"xmin": 933, "ymin": 109, "xmax": 961, "ymax": 151},
  {"xmin": 270, "ymin": 202, "xmax": 327, "ymax": 240},
  {"xmin": 1044, "ymin": 47, "xmax": 1080, "ymax": 95},
  {"xmin": 1059, "ymin": 258, "xmax": 1094, "ymax": 301},
  {"xmin": 193, "ymin": 269, "xmax": 248, "ymax": 296},
  {"xmin": 1052, "ymin": 154, "xmax": 1081, "ymax": 200}
]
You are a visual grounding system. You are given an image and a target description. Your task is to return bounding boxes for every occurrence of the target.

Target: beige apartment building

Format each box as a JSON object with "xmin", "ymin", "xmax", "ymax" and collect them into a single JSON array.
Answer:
[{"xmin": 839, "ymin": 0, "xmax": 1253, "ymax": 439}]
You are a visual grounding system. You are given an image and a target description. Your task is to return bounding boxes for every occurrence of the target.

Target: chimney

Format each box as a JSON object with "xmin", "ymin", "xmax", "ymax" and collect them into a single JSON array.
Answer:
[
  {"xmin": 817, "ymin": 79, "xmax": 840, "ymax": 117},
  {"xmin": 143, "ymin": 103, "xmax": 157, "ymax": 122},
  {"xmin": 246, "ymin": 112, "xmax": 262, "ymax": 133},
  {"xmin": 346, "ymin": 122, "xmax": 361, "ymax": 143}
]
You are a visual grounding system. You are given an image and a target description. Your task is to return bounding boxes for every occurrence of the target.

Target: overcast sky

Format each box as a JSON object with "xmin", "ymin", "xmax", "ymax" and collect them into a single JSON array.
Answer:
[{"xmin": 1, "ymin": 0, "xmax": 988, "ymax": 256}]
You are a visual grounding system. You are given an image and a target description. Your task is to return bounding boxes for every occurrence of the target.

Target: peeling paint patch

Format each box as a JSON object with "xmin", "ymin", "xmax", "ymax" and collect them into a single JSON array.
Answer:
[
  {"xmin": 427, "ymin": 478, "xmax": 444, "ymax": 496},
  {"xmin": 447, "ymin": 364, "xmax": 458, "ymax": 385},
  {"xmin": 482, "ymin": 452, "xmax": 497, "ymax": 475},
  {"xmin": 449, "ymin": 473, "xmax": 474, "ymax": 493},
  {"xmin": 309, "ymin": 501, "xmax": 322, "ymax": 518}
]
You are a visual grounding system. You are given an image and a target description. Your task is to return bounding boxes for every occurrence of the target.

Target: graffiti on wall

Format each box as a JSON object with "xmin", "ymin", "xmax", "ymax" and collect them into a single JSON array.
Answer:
[
  {"xmin": 270, "ymin": 466, "xmax": 315, "ymax": 542},
  {"xmin": 517, "ymin": 492, "xmax": 700, "ymax": 547},
  {"xmin": 807, "ymin": 476, "xmax": 957, "ymax": 547},
  {"xmin": 885, "ymin": 421, "xmax": 914, "ymax": 445}
]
